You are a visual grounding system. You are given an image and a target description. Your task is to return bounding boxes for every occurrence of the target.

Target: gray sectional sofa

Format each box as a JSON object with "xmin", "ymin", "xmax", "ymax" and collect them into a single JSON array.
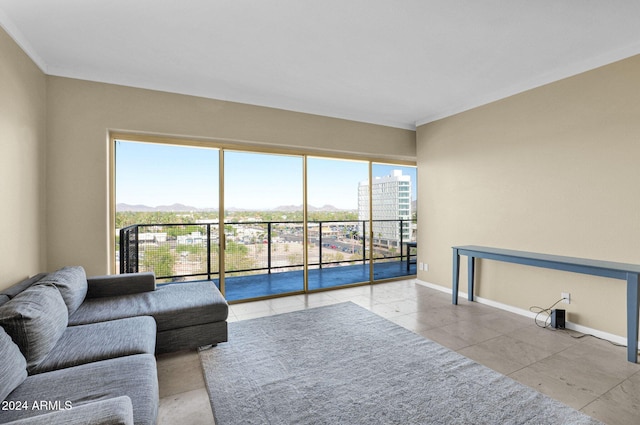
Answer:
[{"xmin": 0, "ymin": 266, "xmax": 228, "ymax": 424}]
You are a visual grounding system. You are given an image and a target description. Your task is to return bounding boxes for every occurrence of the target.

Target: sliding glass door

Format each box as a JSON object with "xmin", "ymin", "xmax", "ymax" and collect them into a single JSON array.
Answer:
[
  {"xmin": 371, "ymin": 163, "xmax": 417, "ymax": 280},
  {"xmin": 114, "ymin": 140, "xmax": 220, "ymax": 284},
  {"xmin": 306, "ymin": 157, "xmax": 369, "ymax": 290},
  {"xmin": 222, "ymin": 151, "xmax": 304, "ymax": 301}
]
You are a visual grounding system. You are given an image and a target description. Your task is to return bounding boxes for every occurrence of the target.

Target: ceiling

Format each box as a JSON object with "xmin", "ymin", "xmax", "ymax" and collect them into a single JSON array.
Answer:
[{"xmin": 2, "ymin": 1, "xmax": 640, "ymax": 130}]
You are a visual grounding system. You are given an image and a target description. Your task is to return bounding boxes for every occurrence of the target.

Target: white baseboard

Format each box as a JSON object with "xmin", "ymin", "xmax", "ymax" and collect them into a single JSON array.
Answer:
[{"xmin": 415, "ymin": 279, "xmax": 631, "ymax": 348}]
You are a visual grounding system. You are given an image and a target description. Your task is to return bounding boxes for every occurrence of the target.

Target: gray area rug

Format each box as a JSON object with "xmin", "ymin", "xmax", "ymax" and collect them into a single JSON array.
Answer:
[{"xmin": 200, "ymin": 302, "xmax": 601, "ymax": 424}]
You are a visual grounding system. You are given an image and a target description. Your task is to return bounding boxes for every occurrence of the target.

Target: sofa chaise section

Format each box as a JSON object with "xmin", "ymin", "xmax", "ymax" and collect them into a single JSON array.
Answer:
[{"xmin": 68, "ymin": 273, "xmax": 229, "ymax": 353}]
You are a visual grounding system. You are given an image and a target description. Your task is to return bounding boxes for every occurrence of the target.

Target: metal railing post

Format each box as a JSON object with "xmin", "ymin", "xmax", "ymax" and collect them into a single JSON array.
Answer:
[
  {"xmin": 267, "ymin": 222, "xmax": 272, "ymax": 274},
  {"xmin": 133, "ymin": 226, "xmax": 139, "ymax": 273},
  {"xmin": 318, "ymin": 221, "xmax": 323, "ymax": 269},
  {"xmin": 362, "ymin": 220, "xmax": 366, "ymax": 264},
  {"xmin": 119, "ymin": 227, "xmax": 125, "ymax": 274},
  {"xmin": 207, "ymin": 224, "xmax": 212, "ymax": 280},
  {"xmin": 399, "ymin": 219, "xmax": 404, "ymax": 263}
]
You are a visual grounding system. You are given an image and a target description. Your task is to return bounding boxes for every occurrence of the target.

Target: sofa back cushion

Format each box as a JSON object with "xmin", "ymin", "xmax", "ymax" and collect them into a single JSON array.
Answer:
[
  {"xmin": 39, "ymin": 266, "xmax": 87, "ymax": 315},
  {"xmin": 0, "ymin": 326, "xmax": 27, "ymax": 401},
  {"xmin": 0, "ymin": 283, "xmax": 68, "ymax": 372}
]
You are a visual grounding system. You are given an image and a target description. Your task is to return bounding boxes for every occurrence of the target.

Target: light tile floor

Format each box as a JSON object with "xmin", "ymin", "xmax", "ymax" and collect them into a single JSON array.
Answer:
[{"xmin": 157, "ymin": 279, "xmax": 640, "ymax": 425}]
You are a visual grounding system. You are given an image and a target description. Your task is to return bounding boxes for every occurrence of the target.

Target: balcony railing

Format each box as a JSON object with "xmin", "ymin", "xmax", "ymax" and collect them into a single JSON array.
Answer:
[{"xmin": 119, "ymin": 219, "xmax": 417, "ymax": 283}]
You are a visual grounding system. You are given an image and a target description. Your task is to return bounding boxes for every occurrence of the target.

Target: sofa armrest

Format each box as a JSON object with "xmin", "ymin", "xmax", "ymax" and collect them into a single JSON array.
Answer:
[
  {"xmin": 86, "ymin": 272, "xmax": 156, "ymax": 298},
  {"xmin": 3, "ymin": 396, "xmax": 134, "ymax": 425}
]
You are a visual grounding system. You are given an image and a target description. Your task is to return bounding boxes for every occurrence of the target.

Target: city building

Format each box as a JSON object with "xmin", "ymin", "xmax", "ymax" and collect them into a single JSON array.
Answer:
[{"xmin": 358, "ymin": 170, "xmax": 412, "ymax": 249}]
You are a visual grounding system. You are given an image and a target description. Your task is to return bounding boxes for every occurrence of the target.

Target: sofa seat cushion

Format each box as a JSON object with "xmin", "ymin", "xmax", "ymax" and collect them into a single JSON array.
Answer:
[
  {"xmin": 0, "ymin": 354, "xmax": 158, "ymax": 425},
  {"xmin": 0, "ymin": 327, "xmax": 28, "ymax": 402},
  {"xmin": 0, "ymin": 284, "xmax": 68, "ymax": 373},
  {"xmin": 38, "ymin": 266, "xmax": 87, "ymax": 316},
  {"xmin": 0, "ymin": 396, "xmax": 134, "ymax": 425},
  {"xmin": 68, "ymin": 281, "xmax": 228, "ymax": 331},
  {"xmin": 31, "ymin": 316, "xmax": 156, "ymax": 374}
]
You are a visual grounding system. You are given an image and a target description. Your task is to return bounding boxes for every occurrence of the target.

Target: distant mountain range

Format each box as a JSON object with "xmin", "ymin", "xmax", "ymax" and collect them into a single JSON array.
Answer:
[
  {"xmin": 271, "ymin": 204, "xmax": 346, "ymax": 212},
  {"xmin": 116, "ymin": 203, "xmax": 201, "ymax": 212},
  {"xmin": 116, "ymin": 203, "xmax": 351, "ymax": 212}
]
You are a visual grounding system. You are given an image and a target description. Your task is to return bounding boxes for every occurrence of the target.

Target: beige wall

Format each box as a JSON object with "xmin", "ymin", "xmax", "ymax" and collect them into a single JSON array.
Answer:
[
  {"xmin": 0, "ymin": 28, "xmax": 47, "ymax": 289},
  {"xmin": 416, "ymin": 55, "xmax": 640, "ymax": 338},
  {"xmin": 46, "ymin": 77, "xmax": 415, "ymax": 276}
]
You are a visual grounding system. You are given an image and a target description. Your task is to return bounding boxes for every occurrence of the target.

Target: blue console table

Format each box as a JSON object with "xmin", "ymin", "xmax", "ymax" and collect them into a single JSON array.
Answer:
[{"xmin": 452, "ymin": 245, "xmax": 640, "ymax": 363}]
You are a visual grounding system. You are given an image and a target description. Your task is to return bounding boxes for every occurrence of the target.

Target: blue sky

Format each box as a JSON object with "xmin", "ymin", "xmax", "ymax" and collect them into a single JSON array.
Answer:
[{"xmin": 116, "ymin": 140, "xmax": 416, "ymax": 210}]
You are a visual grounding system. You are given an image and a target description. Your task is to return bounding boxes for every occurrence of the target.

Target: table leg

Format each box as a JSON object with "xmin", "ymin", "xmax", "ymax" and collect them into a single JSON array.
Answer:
[
  {"xmin": 627, "ymin": 273, "xmax": 639, "ymax": 363},
  {"xmin": 452, "ymin": 249, "xmax": 460, "ymax": 305},
  {"xmin": 468, "ymin": 256, "xmax": 475, "ymax": 302}
]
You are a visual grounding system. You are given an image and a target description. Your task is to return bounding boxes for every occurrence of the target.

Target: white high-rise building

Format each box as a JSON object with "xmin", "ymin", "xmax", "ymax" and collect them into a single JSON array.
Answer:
[{"xmin": 358, "ymin": 170, "xmax": 412, "ymax": 249}]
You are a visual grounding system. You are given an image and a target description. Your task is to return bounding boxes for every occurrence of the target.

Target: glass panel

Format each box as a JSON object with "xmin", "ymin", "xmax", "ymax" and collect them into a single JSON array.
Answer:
[
  {"xmin": 223, "ymin": 151, "xmax": 303, "ymax": 301},
  {"xmin": 371, "ymin": 164, "xmax": 417, "ymax": 280},
  {"xmin": 114, "ymin": 140, "xmax": 220, "ymax": 285},
  {"xmin": 306, "ymin": 157, "xmax": 369, "ymax": 289}
]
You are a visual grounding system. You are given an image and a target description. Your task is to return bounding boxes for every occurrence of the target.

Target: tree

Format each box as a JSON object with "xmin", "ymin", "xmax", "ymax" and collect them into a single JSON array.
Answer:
[
  {"xmin": 142, "ymin": 245, "xmax": 174, "ymax": 278},
  {"xmin": 225, "ymin": 241, "xmax": 254, "ymax": 271}
]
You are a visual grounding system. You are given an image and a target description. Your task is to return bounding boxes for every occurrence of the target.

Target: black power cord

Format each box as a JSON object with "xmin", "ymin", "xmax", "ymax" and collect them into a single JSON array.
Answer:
[
  {"xmin": 529, "ymin": 297, "xmax": 565, "ymax": 329},
  {"xmin": 529, "ymin": 298, "xmax": 635, "ymax": 352}
]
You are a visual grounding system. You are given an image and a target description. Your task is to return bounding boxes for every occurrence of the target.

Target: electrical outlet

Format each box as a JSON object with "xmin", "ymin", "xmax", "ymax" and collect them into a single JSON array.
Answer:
[
  {"xmin": 561, "ymin": 292, "xmax": 571, "ymax": 304},
  {"xmin": 424, "ymin": 263, "xmax": 429, "ymax": 272},
  {"xmin": 418, "ymin": 262, "xmax": 423, "ymax": 271}
]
